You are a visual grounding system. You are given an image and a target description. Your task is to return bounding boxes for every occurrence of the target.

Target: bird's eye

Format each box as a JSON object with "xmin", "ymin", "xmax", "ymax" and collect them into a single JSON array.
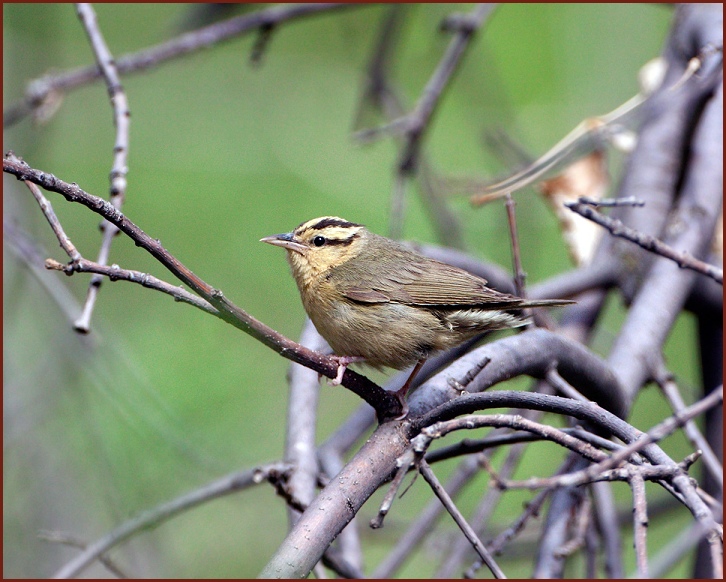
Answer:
[{"xmin": 312, "ymin": 236, "xmax": 326, "ymax": 247}]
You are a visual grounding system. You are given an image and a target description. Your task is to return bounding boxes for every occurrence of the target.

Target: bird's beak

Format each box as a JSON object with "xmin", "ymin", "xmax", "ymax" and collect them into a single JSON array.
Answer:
[{"xmin": 260, "ymin": 232, "xmax": 307, "ymax": 255}]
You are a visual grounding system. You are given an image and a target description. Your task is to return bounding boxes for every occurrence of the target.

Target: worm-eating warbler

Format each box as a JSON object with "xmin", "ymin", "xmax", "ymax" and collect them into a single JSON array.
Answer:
[{"xmin": 261, "ymin": 216, "xmax": 573, "ymax": 409}]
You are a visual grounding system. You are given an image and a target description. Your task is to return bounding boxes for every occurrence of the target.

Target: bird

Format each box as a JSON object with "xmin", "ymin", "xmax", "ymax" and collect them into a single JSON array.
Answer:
[{"xmin": 261, "ymin": 216, "xmax": 574, "ymax": 415}]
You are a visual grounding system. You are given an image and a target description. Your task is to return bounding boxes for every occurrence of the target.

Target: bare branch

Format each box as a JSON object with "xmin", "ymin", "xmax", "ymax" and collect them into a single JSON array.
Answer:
[
  {"xmin": 370, "ymin": 449, "xmax": 416, "ymax": 529},
  {"xmin": 419, "ymin": 460, "xmax": 505, "ymax": 579},
  {"xmin": 651, "ymin": 361, "xmax": 723, "ymax": 489},
  {"xmin": 4, "ymin": 3, "xmax": 359, "ymax": 127},
  {"xmin": 22, "ymin": 179, "xmax": 82, "ymax": 262},
  {"xmin": 579, "ymin": 195, "xmax": 644, "ymax": 207},
  {"xmin": 260, "ymin": 422, "xmax": 411, "ymax": 578},
  {"xmin": 39, "ymin": 530, "xmax": 130, "ymax": 578},
  {"xmin": 355, "ymin": 6, "xmax": 465, "ymax": 247},
  {"xmin": 554, "ymin": 494, "xmax": 592, "ymax": 558},
  {"xmin": 414, "ymin": 414, "xmax": 608, "ymax": 465},
  {"xmin": 505, "ymin": 193, "xmax": 527, "ymax": 298},
  {"xmin": 74, "ymin": 3, "xmax": 132, "ymax": 333},
  {"xmin": 566, "ymin": 200, "xmax": 723, "ymax": 284},
  {"xmin": 3, "ymin": 153, "xmax": 404, "ymax": 420},
  {"xmin": 356, "ymin": 4, "xmax": 494, "ymax": 156},
  {"xmin": 53, "ymin": 463, "xmax": 293, "ymax": 579},
  {"xmin": 372, "ymin": 454, "xmax": 480, "ymax": 578},
  {"xmin": 496, "ymin": 387, "xmax": 723, "ymax": 492},
  {"xmin": 45, "ymin": 257, "xmax": 218, "ymax": 315},
  {"xmin": 408, "ymin": 328, "xmax": 628, "ymax": 421},
  {"xmin": 284, "ymin": 320, "xmax": 325, "ymax": 535},
  {"xmin": 607, "ymin": 78, "xmax": 723, "ymax": 404},
  {"xmin": 629, "ymin": 469, "xmax": 650, "ymax": 577},
  {"xmin": 356, "ymin": 3, "xmax": 495, "ymax": 237},
  {"xmin": 75, "ymin": 3, "xmax": 130, "ymax": 199}
]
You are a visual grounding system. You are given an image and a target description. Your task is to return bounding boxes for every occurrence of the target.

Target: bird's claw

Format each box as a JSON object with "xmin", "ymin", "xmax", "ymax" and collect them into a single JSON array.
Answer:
[{"xmin": 327, "ymin": 355, "xmax": 365, "ymax": 386}]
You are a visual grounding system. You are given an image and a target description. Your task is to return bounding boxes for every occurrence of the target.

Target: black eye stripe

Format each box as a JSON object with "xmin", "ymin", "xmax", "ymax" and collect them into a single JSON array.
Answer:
[{"xmin": 321, "ymin": 234, "xmax": 358, "ymax": 246}]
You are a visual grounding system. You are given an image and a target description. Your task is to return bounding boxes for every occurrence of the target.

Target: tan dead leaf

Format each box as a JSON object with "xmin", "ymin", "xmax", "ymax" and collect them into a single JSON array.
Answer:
[{"xmin": 538, "ymin": 150, "xmax": 609, "ymax": 266}]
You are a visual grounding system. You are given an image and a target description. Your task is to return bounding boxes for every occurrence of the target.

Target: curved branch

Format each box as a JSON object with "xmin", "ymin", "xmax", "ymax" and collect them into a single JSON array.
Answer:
[{"xmin": 407, "ymin": 327, "xmax": 627, "ymax": 420}]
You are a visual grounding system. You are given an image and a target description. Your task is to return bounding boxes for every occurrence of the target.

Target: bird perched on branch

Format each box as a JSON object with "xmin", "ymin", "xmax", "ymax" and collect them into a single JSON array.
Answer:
[{"xmin": 262, "ymin": 216, "xmax": 573, "ymax": 415}]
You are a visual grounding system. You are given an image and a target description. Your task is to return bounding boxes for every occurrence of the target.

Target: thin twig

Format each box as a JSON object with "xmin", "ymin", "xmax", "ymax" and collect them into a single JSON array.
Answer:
[
  {"xmin": 52, "ymin": 463, "xmax": 293, "ymax": 579},
  {"xmin": 502, "ymin": 462, "xmax": 686, "ymax": 490},
  {"xmin": 378, "ymin": 384, "xmax": 553, "ymax": 578},
  {"xmin": 650, "ymin": 360, "xmax": 723, "ymax": 489},
  {"xmin": 417, "ymin": 414, "xmax": 609, "ymax": 465},
  {"xmin": 425, "ymin": 426, "xmax": 621, "ymax": 466},
  {"xmin": 545, "ymin": 367, "xmax": 589, "ymax": 403},
  {"xmin": 553, "ymin": 494, "xmax": 592, "ymax": 558},
  {"xmin": 23, "ymin": 180, "xmax": 82, "ymax": 261},
  {"xmin": 566, "ymin": 200, "xmax": 723, "ymax": 284},
  {"xmin": 419, "ymin": 460, "xmax": 506, "ymax": 579},
  {"xmin": 500, "ymin": 387, "xmax": 723, "ymax": 492},
  {"xmin": 448, "ymin": 356, "xmax": 491, "ymax": 393},
  {"xmin": 417, "ymin": 387, "xmax": 720, "ymax": 539},
  {"xmin": 372, "ymin": 454, "xmax": 481, "ymax": 578},
  {"xmin": 473, "ymin": 455, "xmax": 581, "ymax": 579},
  {"xmin": 45, "ymin": 257, "xmax": 217, "ymax": 314},
  {"xmin": 484, "ymin": 488, "xmax": 550, "ymax": 557},
  {"xmin": 356, "ymin": 6, "xmax": 465, "ymax": 247},
  {"xmin": 579, "ymin": 195, "xmax": 645, "ymax": 207},
  {"xmin": 4, "ymin": 4, "xmax": 358, "ymax": 128},
  {"xmin": 584, "ymin": 386, "xmax": 722, "ymax": 477},
  {"xmin": 369, "ymin": 3, "xmax": 495, "ymax": 237},
  {"xmin": 357, "ymin": 4, "xmax": 494, "ymax": 154},
  {"xmin": 370, "ymin": 450, "xmax": 415, "ymax": 529},
  {"xmin": 75, "ymin": 3, "xmax": 130, "ymax": 198},
  {"xmin": 436, "ymin": 384, "xmax": 555, "ymax": 578},
  {"xmin": 504, "ymin": 192, "xmax": 527, "ymax": 298},
  {"xmin": 38, "ymin": 530, "xmax": 130, "ymax": 578},
  {"xmin": 74, "ymin": 3, "xmax": 132, "ymax": 333}
]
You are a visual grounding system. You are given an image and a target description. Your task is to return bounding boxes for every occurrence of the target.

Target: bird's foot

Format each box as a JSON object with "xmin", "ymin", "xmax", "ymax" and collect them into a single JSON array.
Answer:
[
  {"xmin": 328, "ymin": 355, "xmax": 366, "ymax": 385},
  {"xmin": 393, "ymin": 392, "xmax": 409, "ymax": 420},
  {"xmin": 391, "ymin": 358, "xmax": 427, "ymax": 420}
]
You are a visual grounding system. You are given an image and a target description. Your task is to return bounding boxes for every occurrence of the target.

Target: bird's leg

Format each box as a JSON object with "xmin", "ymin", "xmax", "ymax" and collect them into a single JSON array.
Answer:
[
  {"xmin": 393, "ymin": 358, "xmax": 426, "ymax": 419},
  {"xmin": 328, "ymin": 355, "xmax": 366, "ymax": 385}
]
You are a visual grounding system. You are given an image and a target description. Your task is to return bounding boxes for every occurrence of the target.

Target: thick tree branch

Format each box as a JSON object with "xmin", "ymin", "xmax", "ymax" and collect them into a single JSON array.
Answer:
[
  {"xmin": 607, "ymin": 80, "xmax": 723, "ymax": 406},
  {"xmin": 407, "ymin": 328, "xmax": 627, "ymax": 420}
]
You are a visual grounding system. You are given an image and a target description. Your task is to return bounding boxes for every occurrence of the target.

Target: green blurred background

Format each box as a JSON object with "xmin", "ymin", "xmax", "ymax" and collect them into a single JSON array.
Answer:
[{"xmin": 5, "ymin": 3, "xmax": 699, "ymax": 578}]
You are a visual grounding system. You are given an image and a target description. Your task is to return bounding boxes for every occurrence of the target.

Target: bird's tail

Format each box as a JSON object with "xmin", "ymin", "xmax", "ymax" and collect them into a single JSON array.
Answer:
[{"xmin": 519, "ymin": 298, "xmax": 576, "ymax": 309}]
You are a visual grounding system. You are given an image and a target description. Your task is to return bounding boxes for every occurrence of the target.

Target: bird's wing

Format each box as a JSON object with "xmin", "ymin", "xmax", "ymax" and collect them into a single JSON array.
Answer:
[{"xmin": 339, "ymin": 256, "xmax": 522, "ymax": 308}]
